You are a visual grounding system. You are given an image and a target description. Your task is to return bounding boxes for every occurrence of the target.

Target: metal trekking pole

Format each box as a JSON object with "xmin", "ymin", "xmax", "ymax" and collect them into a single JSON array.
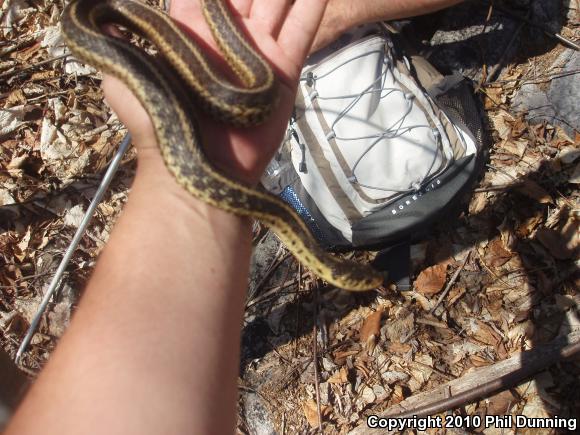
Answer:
[{"xmin": 15, "ymin": 133, "xmax": 132, "ymax": 364}]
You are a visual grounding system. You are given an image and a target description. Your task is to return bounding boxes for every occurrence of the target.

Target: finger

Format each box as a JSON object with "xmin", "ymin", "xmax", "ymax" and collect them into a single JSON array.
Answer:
[
  {"xmin": 230, "ymin": 0, "xmax": 252, "ymax": 18},
  {"xmin": 277, "ymin": 0, "xmax": 328, "ymax": 64},
  {"xmin": 102, "ymin": 75, "xmax": 154, "ymax": 146},
  {"xmin": 169, "ymin": 0, "xmax": 218, "ymax": 52},
  {"xmin": 169, "ymin": 0, "xmax": 201, "ymax": 18},
  {"xmin": 249, "ymin": 0, "xmax": 292, "ymax": 37}
]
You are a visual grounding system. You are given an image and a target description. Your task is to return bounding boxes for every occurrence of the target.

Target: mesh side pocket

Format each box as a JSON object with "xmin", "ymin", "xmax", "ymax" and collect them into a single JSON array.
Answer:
[
  {"xmin": 279, "ymin": 186, "xmax": 328, "ymax": 244},
  {"xmin": 436, "ymin": 82, "xmax": 486, "ymax": 149}
]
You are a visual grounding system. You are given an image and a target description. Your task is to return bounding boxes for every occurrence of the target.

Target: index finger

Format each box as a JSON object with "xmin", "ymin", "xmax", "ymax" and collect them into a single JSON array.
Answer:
[{"xmin": 277, "ymin": 0, "xmax": 328, "ymax": 64}]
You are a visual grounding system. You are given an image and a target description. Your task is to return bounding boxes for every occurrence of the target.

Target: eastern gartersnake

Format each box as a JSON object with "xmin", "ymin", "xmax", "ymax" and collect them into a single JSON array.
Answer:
[{"xmin": 61, "ymin": 0, "xmax": 384, "ymax": 291}]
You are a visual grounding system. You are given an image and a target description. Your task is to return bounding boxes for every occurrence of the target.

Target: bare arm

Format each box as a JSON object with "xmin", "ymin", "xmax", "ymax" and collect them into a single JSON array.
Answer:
[
  {"xmin": 7, "ymin": 154, "xmax": 253, "ymax": 434},
  {"xmin": 312, "ymin": 0, "xmax": 464, "ymax": 52},
  {"xmin": 5, "ymin": 0, "xmax": 327, "ymax": 433}
]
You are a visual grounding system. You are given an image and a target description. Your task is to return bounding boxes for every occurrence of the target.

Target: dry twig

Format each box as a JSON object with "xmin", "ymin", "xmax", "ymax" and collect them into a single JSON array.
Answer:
[
  {"xmin": 385, "ymin": 337, "xmax": 580, "ymax": 418},
  {"xmin": 430, "ymin": 251, "xmax": 471, "ymax": 314}
]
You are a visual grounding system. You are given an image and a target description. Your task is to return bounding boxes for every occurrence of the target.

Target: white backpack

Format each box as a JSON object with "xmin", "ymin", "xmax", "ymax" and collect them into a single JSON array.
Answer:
[{"xmin": 262, "ymin": 25, "xmax": 486, "ymax": 250}]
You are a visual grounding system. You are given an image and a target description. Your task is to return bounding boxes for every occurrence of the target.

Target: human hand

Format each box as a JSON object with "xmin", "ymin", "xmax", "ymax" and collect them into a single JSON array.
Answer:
[{"xmin": 103, "ymin": 0, "xmax": 328, "ymax": 185}]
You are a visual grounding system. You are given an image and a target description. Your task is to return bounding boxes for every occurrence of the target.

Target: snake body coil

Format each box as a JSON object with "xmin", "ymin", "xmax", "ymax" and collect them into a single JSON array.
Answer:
[{"xmin": 61, "ymin": 0, "xmax": 384, "ymax": 291}]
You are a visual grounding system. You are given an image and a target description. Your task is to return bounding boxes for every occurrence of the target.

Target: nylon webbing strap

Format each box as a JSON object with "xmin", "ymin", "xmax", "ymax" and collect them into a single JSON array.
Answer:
[{"xmin": 293, "ymin": 88, "xmax": 363, "ymax": 222}]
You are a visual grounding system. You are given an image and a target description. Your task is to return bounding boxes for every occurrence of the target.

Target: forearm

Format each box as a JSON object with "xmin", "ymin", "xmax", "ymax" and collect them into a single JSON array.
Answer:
[
  {"xmin": 7, "ymin": 148, "xmax": 251, "ymax": 435},
  {"xmin": 338, "ymin": 0, "xmax": 464, "ymax": 24},
  {"xmin": 313, "ymin": 0, "xmax": 464, "ymax": 51}
]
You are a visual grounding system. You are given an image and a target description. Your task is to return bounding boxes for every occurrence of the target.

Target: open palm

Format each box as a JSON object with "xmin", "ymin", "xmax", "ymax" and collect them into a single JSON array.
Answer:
[{"xmin": 103, "ymin": 0, "xmax": 327, "ymax": 185}]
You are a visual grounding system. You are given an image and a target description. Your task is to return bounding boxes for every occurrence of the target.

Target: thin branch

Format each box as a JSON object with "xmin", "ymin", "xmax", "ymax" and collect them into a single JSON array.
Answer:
[
  {"xmin": 246, "ymin": 246, "xmax": 288, "ymax": 303},
  {"xmin": 430, "ymin": 251, "xmax": 471, "ymax": 314},
  {"xmin": 486, "ymin": 68, "xmax": 580, "ymax": 86},
  {"xmin": 0, "ymin": 32, "xmax": 42, "ymax": 56},
  {"xmin": 312, "ymin": 283, "xmax": 323, "ymax": 433},
  {"xmin": 480, "ymin": 0, "xmax": 580, "ymax": 51},
  {"xmin": 488, "ymin": 20, "xmax": 527, "ymax": 84},
  {"xmin": 0, "ymin": 54, "xmax": 69, "ymax": 80},
  {"xmin": 385, "ymin": 338, "xmax": 580, "ymax": 418}
]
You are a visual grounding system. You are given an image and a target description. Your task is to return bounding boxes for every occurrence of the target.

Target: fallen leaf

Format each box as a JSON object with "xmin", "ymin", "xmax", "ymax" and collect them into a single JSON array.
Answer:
[
  {"xmin": 535, "ymin": 270, "xmax": 552, "ymax": 295},
  {"xmin": 6, "ymin": 88, "xmax": 26, "ymax": 106},
  {"xmin": 381, "ymin": 370, "xmax": 410, "ymax": 385},
  {"xmin": 47, "ymin": 301, "xmax": 71, "ymax": 337},
  {"xmin": 327, "ymin": 367, "xmax": 349, "ymax": 384},
  {"xmin": 448, "ymin": 285, "xmax": 466, "ymax": 305},
  {"xmin": 333, "ymin": 350, "xmax": 358, "ymax": 365},
  {"xmin": 450, "ymin": 341, "xmax": 485, "ymax": 365},
  {"xmin": 490, "ymin": 109, "xmax": 515, "ymax": 140},
  {"xmin": 557, "ymin": 145, "xmax": 580, "ymax": 164},
  {"xmin": 14, "ymin": 297, "xmax": 42, "ymax": 324},
  {"xmin": 0, "ymin": 311, "xmax": 28, "ymax": 335},
  {"xmin": 0, "ymin": 190, "xmax": 16, "ymax": 207},
  {"xmin": 484, "ymin": 86, "xmax": 503, "ymax": 108},
  {"xmin": 569, "ymin": 161, "xmax": 580, "ymax": 184},
  {"xmin": 0, "ymin": 104, "xmax": 35, "ymax": 136},
  {"xmin": 361, "ymin": 386, "xmax": 376, "ymax": 404},
  {"xmin": 516, "ymin": 215, "xmax": 543, "ymax": 238},
  {"xmin": 372, "ymin": 385, "xmax": 390, "ymax": 402},
  {"xmin": 408, "ymin": 291, "xmax": 432, "ymax": 311},
  {"xmin": 484, "ymin": 238, "xmax": 512, "ymax": 268},
  {"xmin": 470, "ymin": 354, "xmax": 492, "ymax": 367},
  {"xmin": 302, "ymin": 399, "xmax": 331, "ymax": 428},
  {"xmin": 502, "ymin": 138, "xmax": 527, "ymax": 158},
  {"xmin": 31, "ymin": 70, "xmax": 56, "ymax": 81},
  {"xmin": 519, "ymin": 394, "xmax": 550, "ymax": 419},
  {"xmin": 510, "ymin": 116, "xmax": 527, "ymax": 138},
  {"xmin": 408, "ymin": 355, "xmax": 433, "ymax": 392},
  {"xmin": 64, "ymin": 205, "xmax": 86, "ymax": 228},
  {"xmin": 16, "ymin": 228, "xmax": 31, "ymax": 258},
  {"xmin": 469, "ymin": 192, "xmax": 489, "ymax": 215},
  {"xmin": 391, "ymin": 385, "xmax": 405, "ymax": 405},
  {"xmin": 506, "ymin": 320, "xmax": 534, "ymax": 346},
  {"xmin": 359, "ymin": 308, "xmax": 382, "ymax": 345},
  {"xmin": 536, "ymin": 222, "xmax": 579, "ymax": 260},
  {"xmin": 388, "ymin": 341, "xmax": 412, "ymax": 354},
  {"xmin": 430, "ymin": 238, "xmax": 455, "ymax": 267},
  {"xmin": 470, "ymin": 319, "xmax": 501, "ymax": 346},
  {"xmin": 7, "ymin": 154, "xmax": 27, "ymax": 170},
  {"xmin": 515, "ymin": 179, "xmax": 553, "ymax": 204},
  {"xmin": 382, "ymin": 310, "xmax": 415, "ymax": 342},
  {"xmin": 415, "ymin": 264, "xmax": 447, "ymax": 295},
  {"xmin": 498, "ymin": 217, "xmax": 517, "ymax": 251}
]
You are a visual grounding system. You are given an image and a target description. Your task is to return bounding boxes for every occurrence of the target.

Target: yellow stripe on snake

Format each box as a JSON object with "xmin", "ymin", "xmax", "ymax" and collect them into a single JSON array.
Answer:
[{"xmin": 61, "ymin": 0, "xmax": 384, "ymax": 291}]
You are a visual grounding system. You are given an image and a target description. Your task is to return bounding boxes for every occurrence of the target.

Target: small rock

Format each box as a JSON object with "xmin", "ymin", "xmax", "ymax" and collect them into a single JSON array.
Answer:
[{"xmin": 548, "ymin": 50, "xmax": 580, "ymax": 137}]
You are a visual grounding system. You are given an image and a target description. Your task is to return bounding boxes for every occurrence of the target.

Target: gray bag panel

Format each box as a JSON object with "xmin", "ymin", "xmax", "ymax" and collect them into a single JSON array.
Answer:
[{"xmin": 351, "ymin": 154, "xmax": 477, "ymax": 248}]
